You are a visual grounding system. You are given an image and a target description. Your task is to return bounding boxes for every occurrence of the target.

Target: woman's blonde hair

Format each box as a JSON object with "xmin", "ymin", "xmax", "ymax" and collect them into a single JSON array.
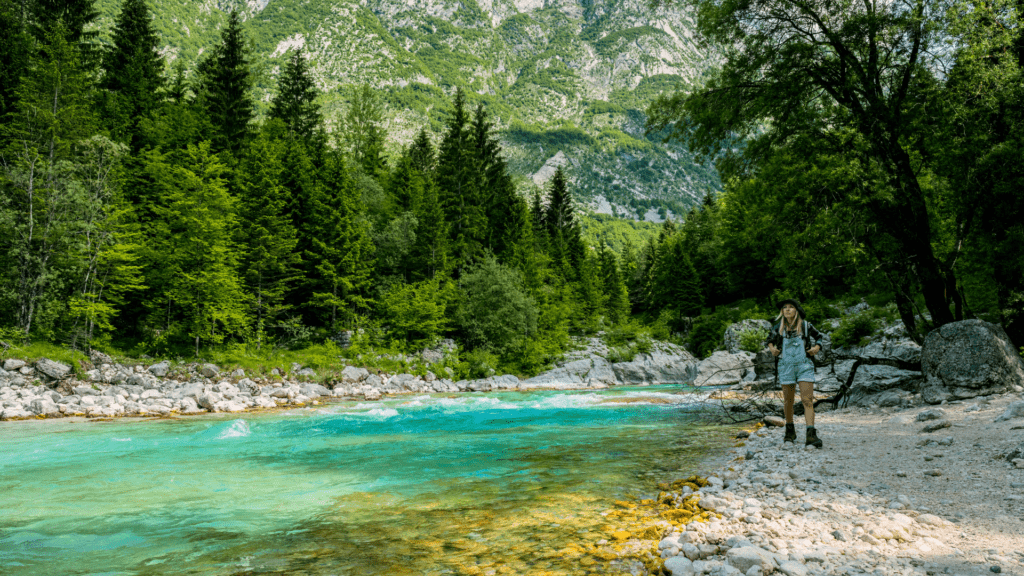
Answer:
[{"xmin": 775, "ymin": 310, "xmax": 803, "ymax": 336}]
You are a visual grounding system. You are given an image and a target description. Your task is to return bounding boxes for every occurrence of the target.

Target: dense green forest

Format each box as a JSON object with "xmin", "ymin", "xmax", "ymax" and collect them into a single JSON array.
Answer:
[
  {"xmin": 1, "ymin": 0, "xmax": 1021, "ymax": 377},
  {"xmin": 0, "ymin": 0, "xmax": 690, "ymax": 376}
]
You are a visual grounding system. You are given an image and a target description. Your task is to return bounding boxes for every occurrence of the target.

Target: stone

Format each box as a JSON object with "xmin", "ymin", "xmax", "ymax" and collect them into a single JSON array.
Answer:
[
  {"xmin": 921, "ymin": 420, "xmax": 952, "ymax": 432},
  {"xmin": 843, "ymin": 362, "xmax": 925, "ymax": 405},
  {"xmin": 777, "ymin": 560, "xmax": 809, "ymax": 576},
  {"xmin": 341, "ymin": 366, "xmax": 370, "ymax": 383},
  {"xmin": 764, "ymin": 415, "xmax": 786, "ymax": 427},
  {"xmin": 724, "ymin": 319, "xmax": 773, "ymax": 354},
  {"xmin": 179, "ymin": 397, "xmax": 203, "ymax": 414},
  {"xmin": 695, "ymin": 351, "xmax": 755, "ymax": 386},
  {"xmin": 521, "ymin": 366, "xmax": 584, "ymax": 388},
  {"xmin": 199, "ymin": 364, "xmax": 220, "ymax": 378},
  {"xmin": 995, "ymin": 401, "xmax": 1024, "ymax": 422},
  {"xmin": 73, "ymin": 384, "xmax": 96, "ymax": 396},
  {"xmin": 148, "ymin": 361, "xmax": 170, "ymax": 377},
  {"xmin": 29, "ymin": 397, "xmax": 61, "ymax": 417},
  {"xmin": 725, "ymin": 547, "xmax": 776, "ymax": 573},
  {"xmin": 296, "ymin": 368, "xmax": 317, "ymax": 378},
  {"xmin": 917, "ymin": 514, "xmax": 946, "ymax": 526},
  {"xmin": 35, "ymin": 358, "xmax": 71, "ymax": 381},
  {"xmin": 363, "ymin": 388, "xmax": 381, "ymax": 401},
  {"xmin": 921, "ymin": 319, "xmax": 1024, "ymax": 400},
  {"xmin": 196, "ymin": 392, "xmax": 222, "ymax": 410},
  {"xmin": 664, "ymin": 556, "xmax": 696, "ymax": 576},
  {"xmin": 3, "ymin": 359, "xmax": 26, "ymax": 371},
  {"xmin": 1004, "ymin": 442, "xmax": 1024, "ymax": 462},
  {"xmin": 916, "ymin": 408, "xmax": 946, "ymax": 421}
]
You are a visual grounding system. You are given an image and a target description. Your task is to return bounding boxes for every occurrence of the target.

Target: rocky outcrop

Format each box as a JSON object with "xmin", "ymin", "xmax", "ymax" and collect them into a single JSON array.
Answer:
[
  {"xmin": 694, "ymin": 351, "xmax": 754, "ymax": 386},
  {"xmin": 723, "ymin": 319, "xmax": 772, "ymax": 354},
  {"xmin": 35, "ymin": 358, "xmax": 71, "ymax": 382},
  {"xmin": 920, "ymin": 320, "xmax": 1024, "ymax": 403},
  {"xmin": 611, "ymin": 351, "xmax": 699, "ymax": 385}
]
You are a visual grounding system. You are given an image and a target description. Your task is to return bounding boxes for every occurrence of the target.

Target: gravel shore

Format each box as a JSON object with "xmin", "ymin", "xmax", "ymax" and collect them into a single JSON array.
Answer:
[{"xmin": 648, "ymin": 393, "xmax": 1024, "ymax": 576}]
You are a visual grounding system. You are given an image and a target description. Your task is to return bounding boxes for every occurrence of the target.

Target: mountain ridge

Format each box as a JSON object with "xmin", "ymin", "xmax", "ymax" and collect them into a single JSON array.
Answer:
[{"xmin": 94, "ymin": 0, "xmax": 723, "ymax": 218}]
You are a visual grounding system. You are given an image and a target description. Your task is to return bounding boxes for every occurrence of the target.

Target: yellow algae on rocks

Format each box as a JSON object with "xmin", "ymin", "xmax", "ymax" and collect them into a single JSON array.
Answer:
[{"xmin": 611, "ymin": 530, "xmax": 632, "ymax": 541}]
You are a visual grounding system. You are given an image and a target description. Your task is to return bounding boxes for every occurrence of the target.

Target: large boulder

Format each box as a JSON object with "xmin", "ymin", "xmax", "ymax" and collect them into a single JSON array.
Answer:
[
  {"xmin": 35, "ymin": 358, "xmax": 71, "ymax": 381},
  {"xmin": 521, "ymin": 356, "xmax": 631, "ymax": 389},
  {"xmin": 199, "ymin": 364, "xmax": 220, "ymax": 378},
  {"xmin": 835, "ymin": 337, "xmax": 922, "ymax": 366},
  {"xmin": 520, "ymin": 367, "xmax": 585, "ymax": 389},
  {"xmin": 148, "ymin": 361, "xmax": 170, "ymax": 377},
  {"xmin": 839, "ymin": 362, "xmax": 925, "ymax": 406},
  {"xmin": 611, "ymin": 352, "xmax": 698, "ymax": 385},
  {"xmin": 694, "ymin": 351, "xmax": 754, "ymax": 386},
  {"xmin": 4, "ymin": 358, "xmax": 26, "ymax": 371},
  {"xmin": 723, "ymin": 319, "xmax": 772, "ymax": 354},
  {"xmin": 28, "ymin": 397, "xmax": 61, "ymax": 417},
  {"xmin": 920, "ymin": 320, "xmax": 1024, "ymax": 402},
  {"xmin": 341, "ymin": 366, "xmax": 370, "ymax": 383}
]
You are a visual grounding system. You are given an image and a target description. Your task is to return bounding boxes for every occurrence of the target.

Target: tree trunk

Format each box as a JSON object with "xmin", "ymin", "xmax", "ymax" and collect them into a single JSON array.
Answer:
[{"xmin": 889, "ymin": 146, "xmax": 956, "ymax": 328}]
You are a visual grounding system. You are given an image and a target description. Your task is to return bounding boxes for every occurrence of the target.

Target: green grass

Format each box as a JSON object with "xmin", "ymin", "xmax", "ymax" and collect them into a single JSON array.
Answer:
[{"xmin": 1, "ymin": 342, "xmax": 90, "ymax": 378}]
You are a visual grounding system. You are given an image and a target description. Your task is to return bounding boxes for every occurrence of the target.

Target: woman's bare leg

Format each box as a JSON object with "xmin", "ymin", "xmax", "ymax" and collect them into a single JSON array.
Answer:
[
  {"xmin": 782, "ymin": 384, "xmax": 796, "ymax": 423},
  {"xmin": 799, "ymin": 381, "xmax": 815, "ymax": 426}
]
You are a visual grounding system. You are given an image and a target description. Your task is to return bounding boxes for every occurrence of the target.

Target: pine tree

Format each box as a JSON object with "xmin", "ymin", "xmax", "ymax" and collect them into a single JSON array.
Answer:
[
  {"xmin": 167, "ymin": 60, "xmax": 188, "ymax": 103},
  {"xmin": 0, "ymin": 22, "xmax": 97, "ymax": 336},
  {"xmin": 199, "ymin": 10, "xmax": 253, "ymax": 155},
  {"xmin": 0, "ymin": 2, "xmax": 31, "ymax": 121},
  {"xmin": 237, "ymin": 129, "xmax": 301, "ymax": 348},
  {"xmin": 339, "ymin": 84, "xmax": 387, "ymax": 179},
  {"xmin": 142, "ymin": 142, "xmax": 247, "ymax": 355},
  {"xmin": 268, "ymin": 48, "xmax": 322, "ymax": 148},
  {"xmin": 408, "ymin": 127, "xmax": 436, "ymax": 174},
  {"xmin": 652, "ymin": 235, "xmax": 702, "ymax": 319},
  {"xmin": 470, "ymin": 103, "xmax": 518, "ymax": 257},
  {"xmin": 29, "ymin": 0, "xmax": 99, "ymax": 47},
  {"xmin": 302, "ymin": 151, "xmax": 375, "ymax": 329},
  {"xmin": 435, "ymin": 88, "xmax": 485, "ymax": 271},
  {"xmin": 544, "ymin": 166, "xmax": 585, "ymax": 277},
  {"xmin": 598, "ymin": 243, "xmax": 630, "ymax": 324},
  {"xmin": 100, "ymin": 0, "xmax": 164, "ymax": 148},
  {"xmin": 411, "ymin": 178, "xmax": 449, "ymax": 280},
  {"xmin": 572, "ymin": 254, "xmax": 606, "ymax": 332}
]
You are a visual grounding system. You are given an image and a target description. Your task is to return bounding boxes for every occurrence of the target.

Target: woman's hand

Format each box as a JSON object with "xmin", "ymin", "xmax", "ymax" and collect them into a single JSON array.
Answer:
[
  {"xmin": 768, "ymin": 344, "xmax": 780, "ymax": 357},
  {"xmin": 808, "ymin": 345, "xmax": 821, "ymax": 356}
]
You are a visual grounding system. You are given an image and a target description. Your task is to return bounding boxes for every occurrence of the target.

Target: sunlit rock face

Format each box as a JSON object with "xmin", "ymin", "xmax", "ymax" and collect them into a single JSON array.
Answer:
[{"xmin": 96, "ymin": 0, "xmax": 721, "ymax": 212}]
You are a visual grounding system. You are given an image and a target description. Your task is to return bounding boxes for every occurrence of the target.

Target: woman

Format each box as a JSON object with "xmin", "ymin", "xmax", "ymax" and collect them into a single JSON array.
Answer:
[{"xmin": 766, "ymin": 299, "xmax": 827, "ymax": 448}]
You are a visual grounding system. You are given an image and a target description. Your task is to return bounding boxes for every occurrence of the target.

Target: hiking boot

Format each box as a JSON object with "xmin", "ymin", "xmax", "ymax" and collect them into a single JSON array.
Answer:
[
  {"xmin": 783, "ymin": 423, "xmax": 796, "ymax": 444},
  {"xmin": 805, "ymin": 426, "xmax": 823, "ymax": 449}
]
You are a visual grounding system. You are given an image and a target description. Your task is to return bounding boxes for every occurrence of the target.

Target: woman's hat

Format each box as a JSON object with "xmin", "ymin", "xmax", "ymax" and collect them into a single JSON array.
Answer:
[{"xmin": 776, "ymin": 299, "xmax": 806, "ymax": 319}]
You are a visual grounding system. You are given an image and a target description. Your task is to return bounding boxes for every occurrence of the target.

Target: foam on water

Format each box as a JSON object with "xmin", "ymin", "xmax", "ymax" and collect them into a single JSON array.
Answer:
[
  {"xmin": 336, "ymin": 407, "xmax": 400, "ymax": 420},
  {"xmin": 217, "ymin": 419, "xmax": 251, "ymax": 439}
]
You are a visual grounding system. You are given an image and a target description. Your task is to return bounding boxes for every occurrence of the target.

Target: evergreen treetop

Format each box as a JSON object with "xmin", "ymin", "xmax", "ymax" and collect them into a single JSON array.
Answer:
[{"xmin": 268, "ymin": 48, "xmax": 322, "ymax": 147}]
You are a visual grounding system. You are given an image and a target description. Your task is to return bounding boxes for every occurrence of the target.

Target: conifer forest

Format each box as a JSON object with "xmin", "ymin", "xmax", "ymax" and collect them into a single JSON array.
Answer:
[{"xmin": 0, "ymin": 0, "xmax": 1022, "ymax": 376}]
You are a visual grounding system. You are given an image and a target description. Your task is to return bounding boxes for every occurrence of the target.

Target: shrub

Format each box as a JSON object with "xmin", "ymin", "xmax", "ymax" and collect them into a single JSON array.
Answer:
[
  {"xmin": 455, "ymin": 256, "xmax": 538, "ymax": 356},
  {"xmin": 831, "ymin": 313, "xmax": 878, "ymax": 348},
  {"xmin": 463, "ymin": 348, "xmax": 499, "ymax": 379},
  {"xmin": 737, "ymin": 327, "xmax": 769, "ymax": 353},
  {"xmin": 688, "ymin": 315, "xmax": 727, "ymax": 359}
]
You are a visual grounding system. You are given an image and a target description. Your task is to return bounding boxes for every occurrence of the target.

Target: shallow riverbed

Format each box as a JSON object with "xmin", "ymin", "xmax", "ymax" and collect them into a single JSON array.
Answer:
[{"xmin": 0, "ymin": 386, "xmax": 736, "ymax": 576}]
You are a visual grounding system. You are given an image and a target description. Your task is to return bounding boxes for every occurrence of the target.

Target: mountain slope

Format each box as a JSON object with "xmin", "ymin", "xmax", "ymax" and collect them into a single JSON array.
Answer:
[{"xmin": 94, "ymin": 0, "xmax": 722, "ymax": 217}]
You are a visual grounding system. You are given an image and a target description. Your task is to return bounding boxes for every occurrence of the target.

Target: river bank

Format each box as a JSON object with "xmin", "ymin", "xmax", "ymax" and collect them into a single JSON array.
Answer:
[{"xmin": 623, "ymin": 391, "xmax": 1024, "ymax": 576}]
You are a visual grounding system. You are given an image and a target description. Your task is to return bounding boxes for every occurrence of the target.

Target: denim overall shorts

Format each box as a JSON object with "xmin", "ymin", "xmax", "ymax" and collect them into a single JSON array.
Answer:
[{"xmin": 778, "ymin": 330, "xmax": 816, "ymax": 386}]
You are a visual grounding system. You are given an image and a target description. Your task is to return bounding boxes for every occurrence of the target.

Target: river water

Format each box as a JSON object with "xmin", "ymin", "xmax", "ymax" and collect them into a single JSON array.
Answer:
[{"xmin": 0, "ymin": 386, "xmax": 735, "ymax": 576}]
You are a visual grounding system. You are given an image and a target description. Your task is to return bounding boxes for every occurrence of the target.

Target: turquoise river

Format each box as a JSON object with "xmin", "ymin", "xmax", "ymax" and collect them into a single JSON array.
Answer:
[{"xmin": 0, "ymin": 385, "xmax": 737, "ymax": 576}]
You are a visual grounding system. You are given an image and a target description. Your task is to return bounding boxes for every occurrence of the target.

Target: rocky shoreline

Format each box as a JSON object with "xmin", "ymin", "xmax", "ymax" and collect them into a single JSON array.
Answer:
[
  {"xmin": 601, "ymin": 393, "xmax": 1024, "ymax": 576},
  {"xmin": 0, "ymin": 339, "xmax": 710, "ymax": 421}
]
